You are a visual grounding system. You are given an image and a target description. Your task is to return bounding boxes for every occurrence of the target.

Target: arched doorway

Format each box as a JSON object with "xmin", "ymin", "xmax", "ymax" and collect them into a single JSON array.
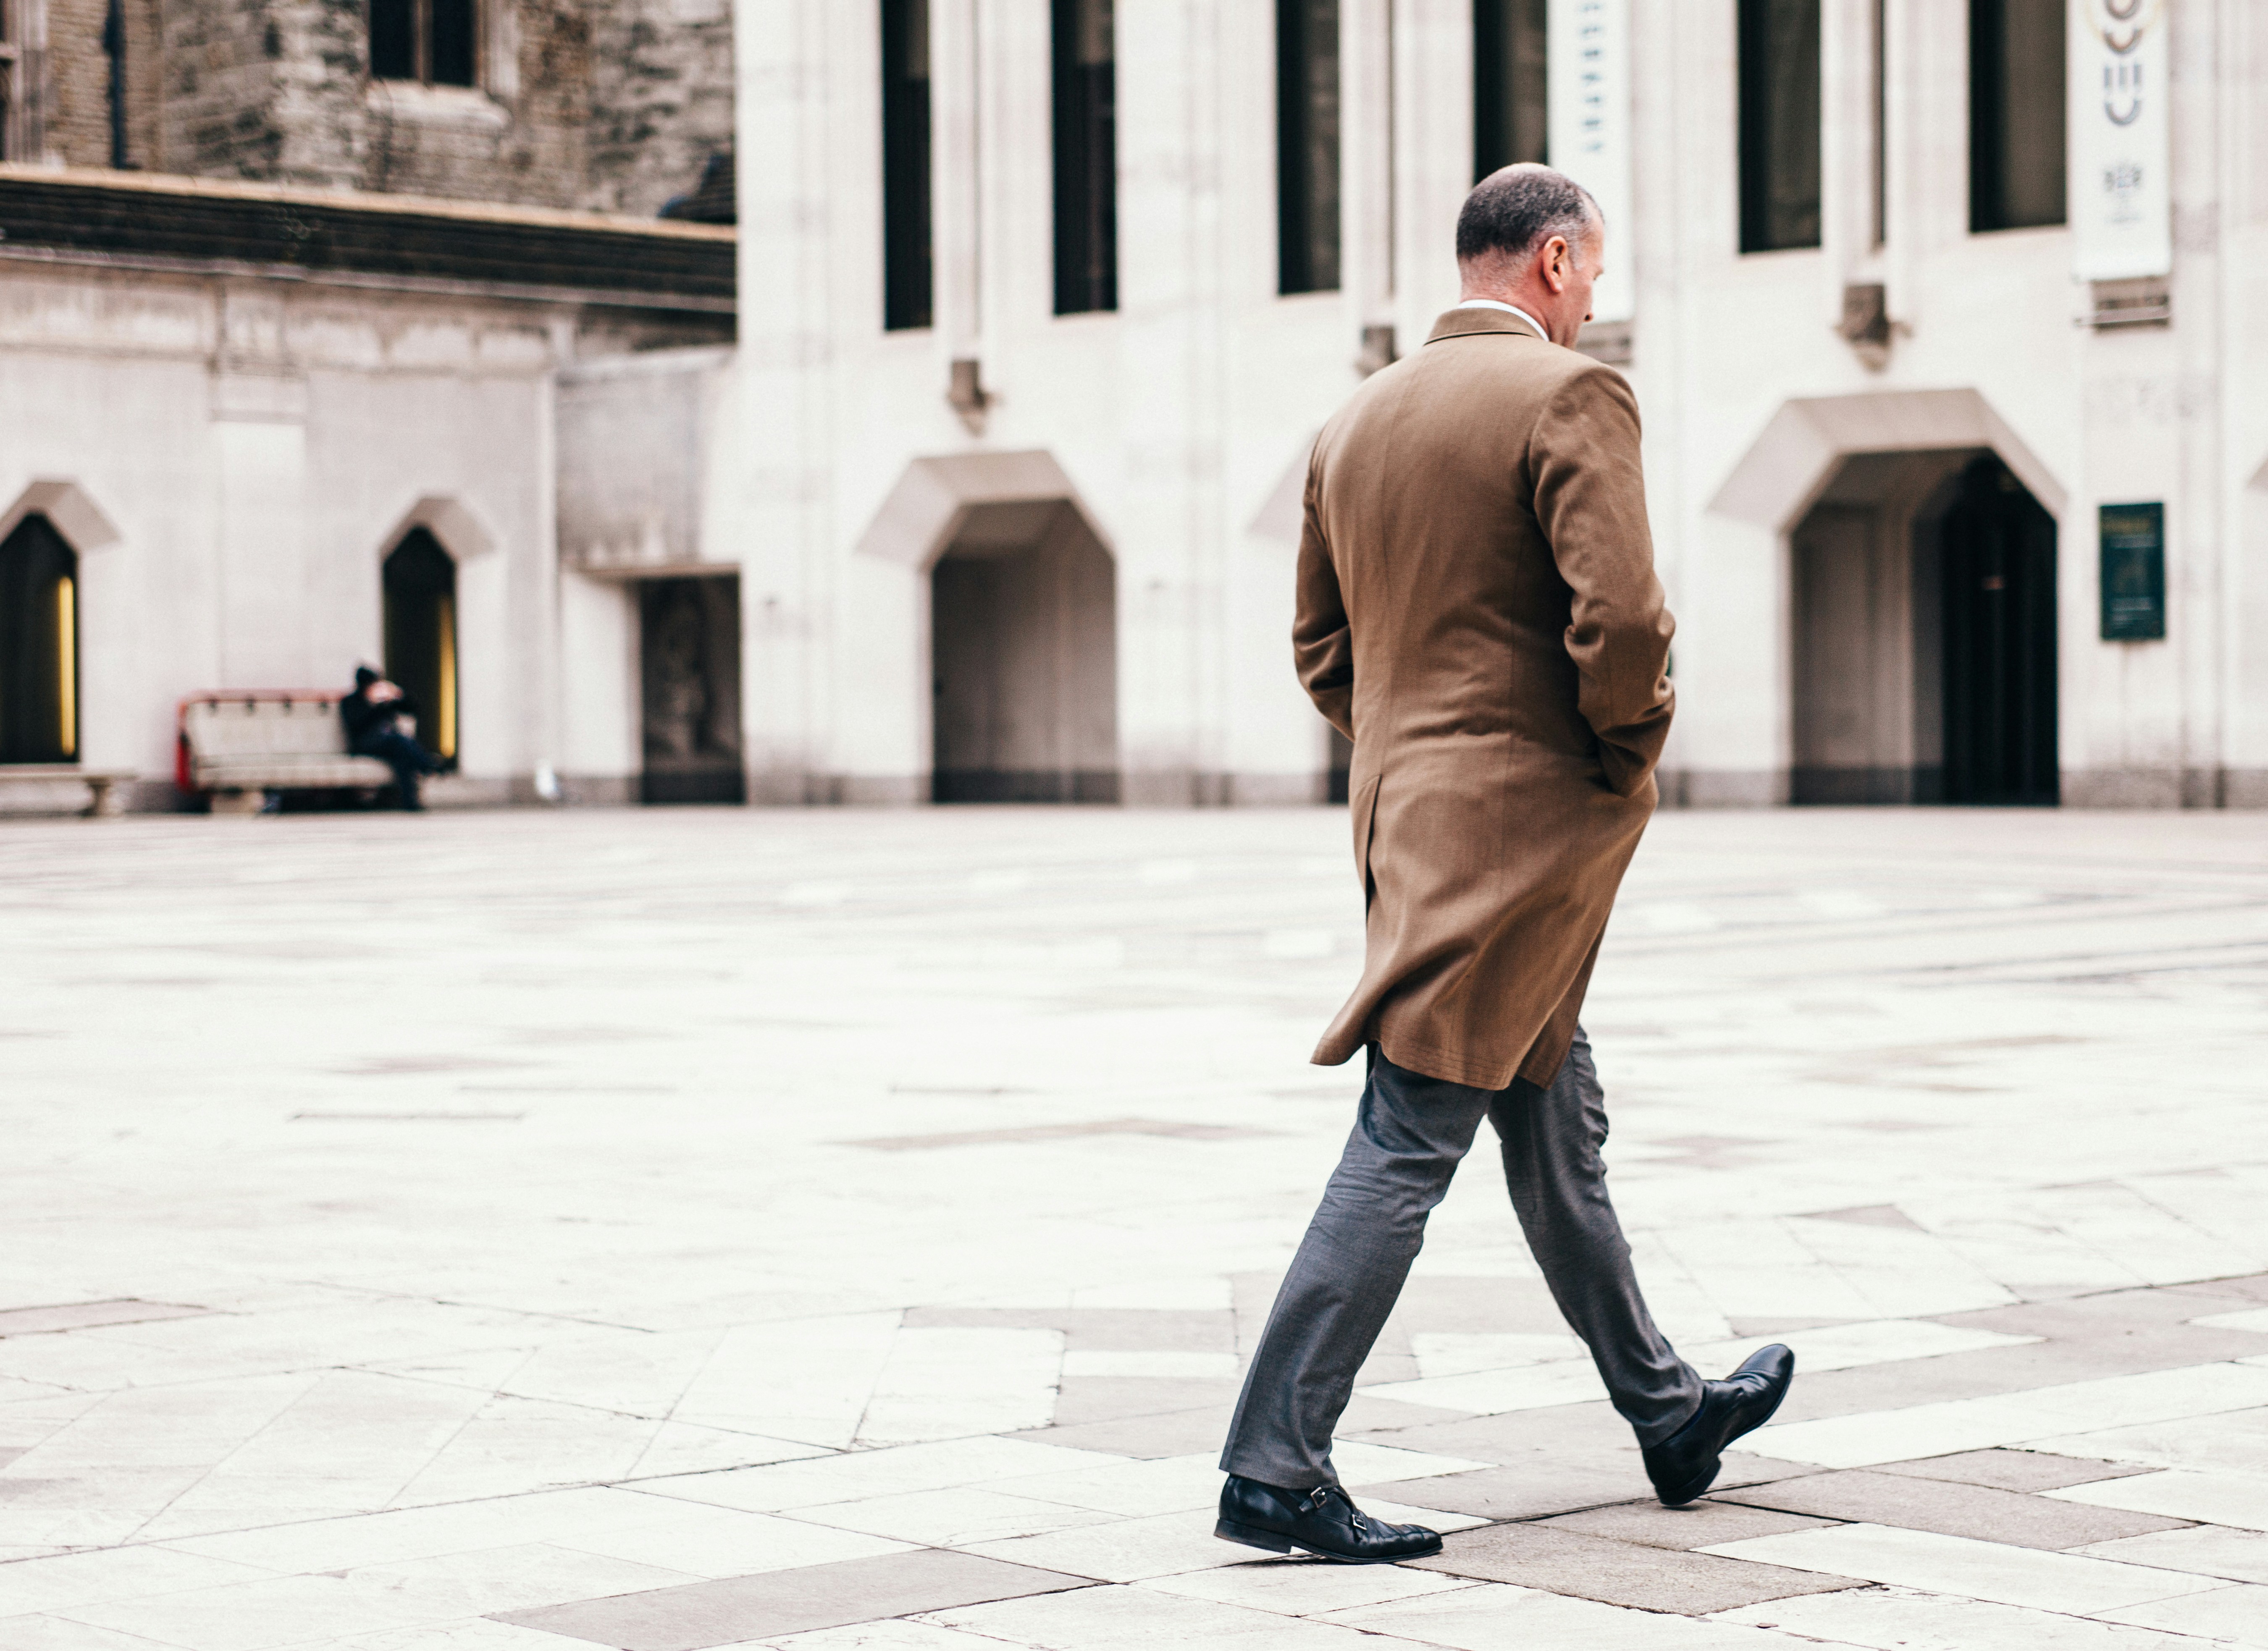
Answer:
[
  {"xmin": 382, "ymin": 529, "xmax": 458, "ymax": 762},
  {"xmin": 0, "ymin": 514, "xmax": 79, "ymax": 765},
  {"xmin": 930, "ymin": 500, "xmax": 1117, "ymax": 802},
  {"xmin": 1790, "ymin": 450, "xmax": 2057, "ymax": 805}
]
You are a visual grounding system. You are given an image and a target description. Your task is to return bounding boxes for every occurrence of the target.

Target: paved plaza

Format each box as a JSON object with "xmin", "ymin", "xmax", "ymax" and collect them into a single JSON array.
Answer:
[{"xmin": 3, "ymin": 804, "xmax": 2268, "ymax": 1650}]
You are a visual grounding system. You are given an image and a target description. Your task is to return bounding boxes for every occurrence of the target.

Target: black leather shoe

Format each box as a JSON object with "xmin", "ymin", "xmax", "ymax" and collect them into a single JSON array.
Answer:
[
  {"xmin": 1215, "ymin": 1474, "xmax": 1443, "ymax": 1563},
  {"xmin": 1643, "ymin": 1343, "xmax": 1796, "ymax": 1507}
]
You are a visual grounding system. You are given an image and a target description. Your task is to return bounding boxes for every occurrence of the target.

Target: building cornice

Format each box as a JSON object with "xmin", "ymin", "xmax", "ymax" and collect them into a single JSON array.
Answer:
[{"xmin": 0, "ymin": 166, "xmax": 735, "ymax": 314}]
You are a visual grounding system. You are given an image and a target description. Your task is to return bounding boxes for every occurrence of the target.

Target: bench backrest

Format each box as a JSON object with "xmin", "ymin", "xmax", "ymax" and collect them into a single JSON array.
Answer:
[{"xmin": 181, "ymin": 697, "xmax": 352, "ymax": 760}]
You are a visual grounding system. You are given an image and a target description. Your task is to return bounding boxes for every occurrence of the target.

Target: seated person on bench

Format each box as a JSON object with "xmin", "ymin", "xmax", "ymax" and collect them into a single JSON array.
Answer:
[{"xmin": 341, "ymin": 666, "xmax": 445, "ymax": 810}]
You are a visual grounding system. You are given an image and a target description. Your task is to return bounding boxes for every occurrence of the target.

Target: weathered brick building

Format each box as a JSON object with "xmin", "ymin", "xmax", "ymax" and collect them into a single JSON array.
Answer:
[{"xmin": 3, "ymin": 0, "xmax": 732, "ymax": 215}]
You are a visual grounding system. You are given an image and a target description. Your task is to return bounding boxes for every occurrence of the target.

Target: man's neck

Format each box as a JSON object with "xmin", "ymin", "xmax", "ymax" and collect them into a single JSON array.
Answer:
[{"xmin": 1456, "ymin": 296, "xmax": 1554, "ymax": 341}]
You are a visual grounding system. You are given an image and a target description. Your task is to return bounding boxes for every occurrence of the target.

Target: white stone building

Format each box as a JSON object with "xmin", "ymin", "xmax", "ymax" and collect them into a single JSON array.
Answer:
[{"xmin": 669, "ymin": 0, "xmax": 2266, "ymax": 810}]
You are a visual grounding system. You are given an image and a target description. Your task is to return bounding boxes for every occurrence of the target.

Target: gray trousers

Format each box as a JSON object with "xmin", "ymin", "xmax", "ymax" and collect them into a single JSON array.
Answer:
[{"xmin": 1219, "ymin": 1027, "xmax": 1702, "ymax": 1489}]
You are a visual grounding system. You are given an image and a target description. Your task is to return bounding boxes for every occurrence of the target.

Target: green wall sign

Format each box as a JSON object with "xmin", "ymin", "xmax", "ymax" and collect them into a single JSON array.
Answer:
[{"xmin": 2099, "ymin": 503, "xmax": 2166, "ymax": 642}]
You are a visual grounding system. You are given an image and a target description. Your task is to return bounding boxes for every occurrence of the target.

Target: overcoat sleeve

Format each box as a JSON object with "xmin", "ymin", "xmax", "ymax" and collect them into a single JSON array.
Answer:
[
  {"xmin": 1292, "ymin": 456, "xmax": 1356, "ymax": 741},
  {"xmin": 1529, "ymin": 366, "xmax": 1676, "ymax": 796}
]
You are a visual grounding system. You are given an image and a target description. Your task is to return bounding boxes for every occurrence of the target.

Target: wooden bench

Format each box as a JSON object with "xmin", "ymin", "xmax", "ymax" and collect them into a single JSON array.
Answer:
[
  {"xmin": 0, "ymin": 765, "xmax": 136, "ymax": 817},
  {"xmin": 177, "ymin": 693, "xmax": 396, "ymax": 814}
]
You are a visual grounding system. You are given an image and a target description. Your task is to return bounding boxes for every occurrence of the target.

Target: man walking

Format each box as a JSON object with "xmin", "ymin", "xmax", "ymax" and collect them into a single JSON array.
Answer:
[{"xmin": 1215, "ymin": 165, "xmax": 1793, "ymax": 1565}]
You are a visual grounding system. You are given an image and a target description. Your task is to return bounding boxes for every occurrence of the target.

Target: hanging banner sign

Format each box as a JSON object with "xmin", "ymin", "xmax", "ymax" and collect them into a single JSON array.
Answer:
[
  {"xmin": 2070, "ymin": 0, "xmax": 2172, "ymax": 281},
  {"xmin": 1548, "ymin": 0, "xmax": 1634, "ymax": 323}
]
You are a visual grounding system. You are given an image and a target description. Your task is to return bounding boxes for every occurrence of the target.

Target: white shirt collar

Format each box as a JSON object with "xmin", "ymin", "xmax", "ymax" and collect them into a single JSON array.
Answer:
[{"xmin": 1453, "ymin": 299, "xmax": 1551, "ymax": 341}]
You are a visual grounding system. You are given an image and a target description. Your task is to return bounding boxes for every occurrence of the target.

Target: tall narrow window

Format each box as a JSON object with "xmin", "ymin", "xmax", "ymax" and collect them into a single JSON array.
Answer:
[
  {"xmin": 1276, "ymin": 0, "xmax": 1341, "ymax": 294},
  {"xmin": 104, "ymin": 0, "xmax": 129, "ymax": 168},
  {"xmin": 881, "ymin": 0, "xmax": 934, "ymax": 330},
  {"xmin": 369, "ymin": 0, "xmax": 479, "ymax": 89},
  {"xmin": 1870, "ymin": 0, "xmax": 1887, "ymax": 246},
  {"xmin": 0, "ymin": 0, "xmax": 23, "ymax": 163},
  {"xmin": 1052, "ymin": 0, "xmax": 1116, "ymax": 315},
  {"xmin": 383, "ymin": 530, "xmax": 459, "ymax": 763},
  {"xmin": 1473, "ymin": 0, "xmax": 1548, "ymax": 180},
  {"xmin": 1737, "ymin": 0, "xmax": 1822, "ymax": 252},
  {"xmin": 1969, "ymin": 0, "xmax": 2064, "ymax": 232},
  {"xmin": 0, "ymin": 515, "xmax": 79, "ymax": 765}
]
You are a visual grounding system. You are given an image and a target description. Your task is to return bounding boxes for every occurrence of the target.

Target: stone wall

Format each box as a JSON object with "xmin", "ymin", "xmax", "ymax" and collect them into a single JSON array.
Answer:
[
  {"xmin": 154, "ymin": 0, "xmax": 289, "ymax": 180},
  {"xmin": 119, "ymin": 0, "xmax": 162, "ymax": 169},
  {"xmin": 360, "ymin": 0, "xmax": 588, "ymax": 205},
  {"xmin": 42, "ymin": 0, "xmax": 118, "ymax": 167},
  {"xmin": 51, "ymin": 2, "xmax": 729, "ymax": 215},
  {"xmin": 585, "ymin": 0, "xmax": 735, "ymax": 215}
]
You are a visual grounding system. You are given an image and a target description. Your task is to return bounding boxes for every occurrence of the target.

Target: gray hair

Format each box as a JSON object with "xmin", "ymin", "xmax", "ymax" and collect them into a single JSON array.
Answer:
[{"xmin": 1455, "ymin": 165, "xmax": 1600, "ymax": 266}]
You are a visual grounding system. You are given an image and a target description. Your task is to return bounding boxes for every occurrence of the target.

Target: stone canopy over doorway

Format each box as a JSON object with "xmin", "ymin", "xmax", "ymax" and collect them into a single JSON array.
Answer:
[
  {"xmin": 856, "ymin": 452, "xmax": 1120, "ymax": 805},
  {"xmin": 1703, "ymin": 388, "xmax": 2067, "ymax": 807}
]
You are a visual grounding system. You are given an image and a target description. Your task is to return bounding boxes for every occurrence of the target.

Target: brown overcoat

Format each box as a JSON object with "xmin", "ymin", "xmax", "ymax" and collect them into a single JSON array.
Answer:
[{"xmin": 1296, "ymin": 307, "xmax": 1675, "ymax": 1090}]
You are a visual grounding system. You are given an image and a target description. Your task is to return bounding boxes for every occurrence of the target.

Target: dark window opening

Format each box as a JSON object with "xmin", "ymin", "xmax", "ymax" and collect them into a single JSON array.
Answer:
[
  {"xmin": 0, "ymin": 0, "xmax": 22, "ymax": 164},
  {"xmin": 1870, "ymin": 0, "xmax": 1887, "ymax": 245},
  {"xmin": 0, "ymin": 514, "xmax": 79, "ymax": 765},
  {"xmin": 882, "ymin": 0, "xmax": 934, "ymax": 330},
  {"xmin": 1737, "ymin": 0, "xmax": 1822, "ymax": 252},
  {"xmin": 104, "ymin": 0, "xmax": 129, "ymax": 168},
  {"xmin": 1277, "ymin": 0, "xmax": 1341, "ymax": 295},
  {"xmin": 1969, "ymin": 0, "xmax": 2065, "ymax": 232},
  {"xmin": 382, "ymin": 530, "xmax": 459, "ymax": 763},
  {"xmin": 1473, "ymin": 0, "xmax": 1548, "ymax": 180},
  {"xmin": 369, "ymin": 0, "xmax": 478, "ymax": 89},
  {"xmin": 1052, "ymin": 0, "xmax": 1117, "ymax": 315}
]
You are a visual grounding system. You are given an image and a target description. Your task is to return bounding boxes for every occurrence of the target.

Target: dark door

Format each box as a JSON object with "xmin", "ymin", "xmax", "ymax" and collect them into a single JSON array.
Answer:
[
  {"xmin": 1940, "ymin": 459, "xmax": 2058, "ymax": 804},
  {"xmin": 0, "ymin": 514, "xmax": 78, "ymax": 765},
  {"xmin": 640, "ymin": 576, "xmax": 745, "ymax": 804},
  {"xmin": 383, "ymin": 529, "xmax": 458, "ymax": 761}
]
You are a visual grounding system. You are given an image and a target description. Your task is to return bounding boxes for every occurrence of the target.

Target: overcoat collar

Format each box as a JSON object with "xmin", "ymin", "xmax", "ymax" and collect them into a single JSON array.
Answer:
[{"xmin": 1425, "ymin": 307, "xmax": 1547, "ymax": 346}]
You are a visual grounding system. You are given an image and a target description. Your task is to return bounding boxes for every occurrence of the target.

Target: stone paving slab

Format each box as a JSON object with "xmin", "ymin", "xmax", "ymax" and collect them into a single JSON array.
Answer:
[
  {"xmin": 2079, "ymin": 1523, "xmax": 2268, "ymax": 1583},
  {"xmin": 1005, "ymin": 1407, "xmax": 1234, "ymax": 1461},
  {"xmin": 2093, "ymin": 1583, "xmax": 2268, "ymax": 1646},
  {"xmin": 1717, "ymin": 1467, "xmax": 2193, "ymax": 1550},
  {"xmin": 2027, "ymin": 1405, "xmax": 2268, "ymax": 1477},
  {"xmin": 1703, "ymin": 1523, "xmax": 2228, "ymax": 1615},
  {"xmin": 1360, "ymin": 1464, "xmax": 1644, "ymax": 1523},
  {"xmin": 1048, "ymin": 1377, "xmax": 1244, "ymax": 1429},
  {"xmin": 1141, "ymin": 1556, "xmax": 1477, "ymax": 1616},
  {"xmin": 1538, "ymin": 1496, "xmax": 1838, "ymax": 1550},
  {"xmin": 1874, "ymin": 1447, "xmax": 2158, "ymax": 1492},
  {"xmin": 1714, "ymin": 1585, "xmax": 2220, "ymax": 1650},
  {"xmin": 498, "ymin": 1549, "xmax": 1092, "ymax": 1649},
  {"xmin": 902, "ymin": 1309, "xmax": 1237, "ymax": 1352},
  {"xmin": 1327, "ymin": 1582, "xmax": 1830, "ymax": 1648},
  {"xmin": 2172, "ymin": 1273, "xmax": 2268, "ymax": 1305},
  {"xmin": 934, "ymin": 1581, "xmax": 1388, "ymax": 1649},
  {"xmin": 1344, "ymin": 1392, "xmax": 1643, "ymax": 1462},
  {"xmin": 2049, "ymin": 1465, "xmax": 2268, "ymax": 1530},
  {"xmin": 1764, "ymin": 1320, "xmax": 2268, "ymax": 1426},
  {"xmin": 1410, "ymin": 1521, "xmax": 1865, "ymax": 1612}
]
